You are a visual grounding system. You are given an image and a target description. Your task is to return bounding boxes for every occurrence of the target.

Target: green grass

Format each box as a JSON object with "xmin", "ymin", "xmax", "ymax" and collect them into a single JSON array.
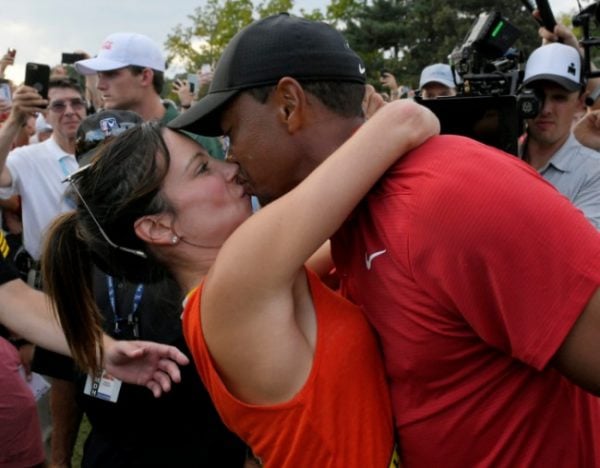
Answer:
[{"xmin": 71, "ymin": 415, "xmax": 91, "ymax": 468}]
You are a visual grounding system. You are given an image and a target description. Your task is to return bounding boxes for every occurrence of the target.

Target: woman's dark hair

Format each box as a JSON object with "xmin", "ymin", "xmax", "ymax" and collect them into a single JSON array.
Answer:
[{"xmin": 42, "ymin": 122, "xmax": 173, "ymax": 373}]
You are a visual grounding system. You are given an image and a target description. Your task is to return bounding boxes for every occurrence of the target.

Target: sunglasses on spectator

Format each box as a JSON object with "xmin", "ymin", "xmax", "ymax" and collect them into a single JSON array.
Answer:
[
  {"xmin": 62, "ymin": 164, "xmax": 148, "ymax": 259},
  {"xmin": 75, "ymin": 122, "xmax": 138, "ymax": 158},
  {"xmin": 48, "ymin": 98, "xmax": 86, "ymax": 113}
]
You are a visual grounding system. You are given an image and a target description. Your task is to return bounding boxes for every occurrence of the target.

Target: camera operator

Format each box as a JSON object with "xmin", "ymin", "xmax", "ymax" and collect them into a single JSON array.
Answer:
[{"xmin": 520, "ymin": 41, "xmax": 600, "ymax": 229}]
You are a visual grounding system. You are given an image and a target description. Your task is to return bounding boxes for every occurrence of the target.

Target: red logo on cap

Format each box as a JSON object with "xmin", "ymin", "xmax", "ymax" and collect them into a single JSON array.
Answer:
[{"xmin": 101, "ymin": 40, "xmax": 113, "ymax": 50}]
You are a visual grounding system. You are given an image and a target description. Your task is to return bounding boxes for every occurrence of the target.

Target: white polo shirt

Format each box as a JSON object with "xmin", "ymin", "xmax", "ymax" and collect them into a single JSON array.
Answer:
[{"xmin": 0, "ymin": 137, "xmax": 78, "ymax": 260}]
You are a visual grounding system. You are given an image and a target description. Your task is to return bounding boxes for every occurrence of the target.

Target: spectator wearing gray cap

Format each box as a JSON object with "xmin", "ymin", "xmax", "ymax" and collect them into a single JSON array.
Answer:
[
  {"xmin": 418, "ymin": 63, "xmax": 457, "ymax": 99},
  {"xmin": 521, "ymin": 42, "xmax": 600, "ymax": 229}
]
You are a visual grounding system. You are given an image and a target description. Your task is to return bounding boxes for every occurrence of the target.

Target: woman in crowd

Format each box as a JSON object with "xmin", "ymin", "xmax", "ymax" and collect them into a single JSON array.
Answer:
[{"xmin": 42, "ymin": 99, "xmax": 439, "ymax": 466}]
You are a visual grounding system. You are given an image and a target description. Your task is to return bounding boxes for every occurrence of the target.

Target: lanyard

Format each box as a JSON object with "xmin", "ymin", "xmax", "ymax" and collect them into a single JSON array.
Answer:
[
  {"xmin": 106, "ymin": 275, "xmax": 144, "ymax": 338},
  {"xmin": 59, "ymin": 156, "xmax": 78, "ymax": 209},
  {"xmin": 58, "ymin": 156, "xmax": 73, "ymax": 178}
]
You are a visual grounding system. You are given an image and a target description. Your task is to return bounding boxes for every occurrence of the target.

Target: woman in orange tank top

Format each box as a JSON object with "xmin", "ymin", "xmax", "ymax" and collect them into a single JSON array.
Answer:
[{"xmin": 42, "ymin": 100, "xmax": 438, "ymax": 466}]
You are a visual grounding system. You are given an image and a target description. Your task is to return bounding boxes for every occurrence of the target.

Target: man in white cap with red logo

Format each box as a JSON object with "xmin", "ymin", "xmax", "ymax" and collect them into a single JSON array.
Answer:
[
  {"xmin": 75, "ymin": 33, "xmax": 169, "ymax": 122},
  {"xmin": 75, "ymin": 32, "xmax": 224, "ymax": 158},
  {"xmin": 521, "ymin": 42, "xmax": 600, "ymax": 228}
]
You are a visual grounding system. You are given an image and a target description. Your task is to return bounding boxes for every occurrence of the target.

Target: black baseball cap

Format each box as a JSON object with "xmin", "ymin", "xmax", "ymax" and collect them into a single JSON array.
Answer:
[
  {"xmin": 168, "ymin": 13, "xmax": 366, "ymax": 136},
  {"xmin": 75, "ymin": 110, "xmax": 143, "ymax": 165}
]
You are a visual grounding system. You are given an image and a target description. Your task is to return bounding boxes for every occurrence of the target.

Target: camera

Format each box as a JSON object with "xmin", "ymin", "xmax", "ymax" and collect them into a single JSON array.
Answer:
[
  {"xmin": 416, "ymin": 11, "xmax": 541, "ymax": 155},
  {"xmin": 572, "ymin": 1, "xmax": 600, "ymax": 106}
]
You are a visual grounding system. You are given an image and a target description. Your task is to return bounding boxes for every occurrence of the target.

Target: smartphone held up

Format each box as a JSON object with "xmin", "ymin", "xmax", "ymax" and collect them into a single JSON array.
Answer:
[
  {"xmin": 61, "ymin": 52, "xmax": 86, "ymax": 65},
  {"xmin": 187, "ymin": 73, "xmax": 199, "ymax": 93},
  {"xmin": 24, "ymin": 62, "xmax": 50, "ymax": 100}
]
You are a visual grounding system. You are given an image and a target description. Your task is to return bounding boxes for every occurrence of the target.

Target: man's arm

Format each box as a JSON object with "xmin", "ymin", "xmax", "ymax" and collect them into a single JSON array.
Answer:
[
  {"xmin": 0, "ymin": 278, "xmax": 70, "ymax": 354},
  {"xmin": 0, "ymin": 277, "xmax": 188, "ymax": 397},
  {"xmin": 551, "ymin": 287, "xmax": 600, "ymax": 395},
  {"xmin": 0, "ymin": 86, "xmax": 47, "ymax": 187}
]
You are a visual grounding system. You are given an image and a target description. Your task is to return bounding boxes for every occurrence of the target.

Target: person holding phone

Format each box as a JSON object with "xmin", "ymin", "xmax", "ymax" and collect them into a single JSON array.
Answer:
[
  {"xmin": 171, "ymin": 76, "xmax": 196, "ymax": 110},
  {"xmin": 0, "ymin": 76, "xmax": 87, "ymax": 467}
]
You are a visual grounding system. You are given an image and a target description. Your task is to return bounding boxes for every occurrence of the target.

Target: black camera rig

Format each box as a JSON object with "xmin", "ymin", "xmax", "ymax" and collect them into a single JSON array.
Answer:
[
  {"xmin": 416, "ymin": 2, "xmax": 563, "ymax": 155},
  {"xmin": 450, "ymin": 11, "xmax": 523, "ymax": 97},
  {"xmin": 449, "ymin": 10, "xmax": 540, "ymax": 121},
  {"xmin": 572, "ymin": 1, "xmax": 600, "ymax": 105}
]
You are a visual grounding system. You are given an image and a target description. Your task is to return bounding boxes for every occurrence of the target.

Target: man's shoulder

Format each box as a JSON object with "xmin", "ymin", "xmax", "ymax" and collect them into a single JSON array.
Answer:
[
  {"xmin": 401, "ymin": 134, "xmax": 510, "ymax": 170},
  {"xmin": 412, "ymin": 134, "xmax": 493, "ymax": 154}
]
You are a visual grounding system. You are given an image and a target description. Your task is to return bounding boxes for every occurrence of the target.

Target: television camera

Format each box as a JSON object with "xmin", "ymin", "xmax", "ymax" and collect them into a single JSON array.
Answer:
[
  {"xmin": 415, "ymin": 1, "xmax": 559, "ymax": 155},
  {"xmin": 572, "ymin": 1, "xmax": 600, "ymax": 105}
]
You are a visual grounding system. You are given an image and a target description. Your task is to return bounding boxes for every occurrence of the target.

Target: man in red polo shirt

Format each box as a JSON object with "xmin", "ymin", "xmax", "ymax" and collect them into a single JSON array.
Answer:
[{"xmin": 170, "ymin": 13, "xmax": 600, "ymax": 467}]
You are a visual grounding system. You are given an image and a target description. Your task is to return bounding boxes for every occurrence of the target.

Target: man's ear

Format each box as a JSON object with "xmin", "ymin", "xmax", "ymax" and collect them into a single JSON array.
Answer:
[
  {"xmin": 139, "ymin": 68, "xmax": 155, "ymax": 88},
  {"xmin": 273, "ymin": 77, "xmax": 306, "ymax": 133},
  {"xmin": 134, "ymin": 213, "xmax": 174, "ymax": 247}
]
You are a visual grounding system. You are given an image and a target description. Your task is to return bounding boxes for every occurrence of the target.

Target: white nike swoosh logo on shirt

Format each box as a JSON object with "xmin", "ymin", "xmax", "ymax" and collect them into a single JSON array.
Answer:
[{"xmin": 365, "ymin": 249, "xmax": 387, "ymax": 270}]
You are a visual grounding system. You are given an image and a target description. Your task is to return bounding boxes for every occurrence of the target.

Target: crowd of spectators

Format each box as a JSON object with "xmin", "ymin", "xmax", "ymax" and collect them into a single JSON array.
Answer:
[{"xmin": 1, "ymin": 10, "xmax": 600, "ymax": 468}]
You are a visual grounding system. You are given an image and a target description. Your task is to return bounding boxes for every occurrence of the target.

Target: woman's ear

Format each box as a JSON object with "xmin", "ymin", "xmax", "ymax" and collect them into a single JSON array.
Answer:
[
  {"xmin": 134, "ymin": 214, "xmax": 174, "ymax": 246},
  {"xmin": 274, "ymin": 77, "xmax": 306, "ymax": 133}
]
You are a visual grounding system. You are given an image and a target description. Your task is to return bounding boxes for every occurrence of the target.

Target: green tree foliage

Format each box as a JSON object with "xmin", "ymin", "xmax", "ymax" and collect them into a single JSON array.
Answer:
[
  {"xmin": 326, "ymin": 0, "xmax": 364, "ymax": 26},
  {"xmin": 257, "ymin": 0, "xmax": 295, "ymax": 17},
  {"xmin": 165, "ymin": 0, "xmax": 255, "ymax": 73},
  {"xmin": 165, "ymin": 0, "xmax": 568, "ymax": 93},
  {"xmin": 164, "ymin": 0, "xmax": 300, "ymax": 103},
  {"xmin": 345, "ymin": 0, "xmax": 543, "ymax": 89}
]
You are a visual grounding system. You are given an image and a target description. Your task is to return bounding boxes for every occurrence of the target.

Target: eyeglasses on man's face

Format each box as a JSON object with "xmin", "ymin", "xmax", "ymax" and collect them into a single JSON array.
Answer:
[{"xmin": 48, "ymin": 98, "xmax": 86, "ymax": 113}]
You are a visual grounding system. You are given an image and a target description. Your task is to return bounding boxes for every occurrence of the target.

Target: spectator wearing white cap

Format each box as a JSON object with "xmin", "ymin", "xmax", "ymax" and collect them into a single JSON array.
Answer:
[
  {"xmin": 418, "ymin": 63, "xmax": 457, "ymax": 99},
  {"xmin": 521, "ymin": 42, "xmax": 600, "ymax": 229},
  {"xmin": 75, "ymin": 32, "xmax": 224, "ymax": 159},
  {"xmin": 75, "ymin": 33, "xmax": 168, "ymax": 122},
  {"xmin": 0, "ymin": 77, "xmax": 87, "ymax": 467}
]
